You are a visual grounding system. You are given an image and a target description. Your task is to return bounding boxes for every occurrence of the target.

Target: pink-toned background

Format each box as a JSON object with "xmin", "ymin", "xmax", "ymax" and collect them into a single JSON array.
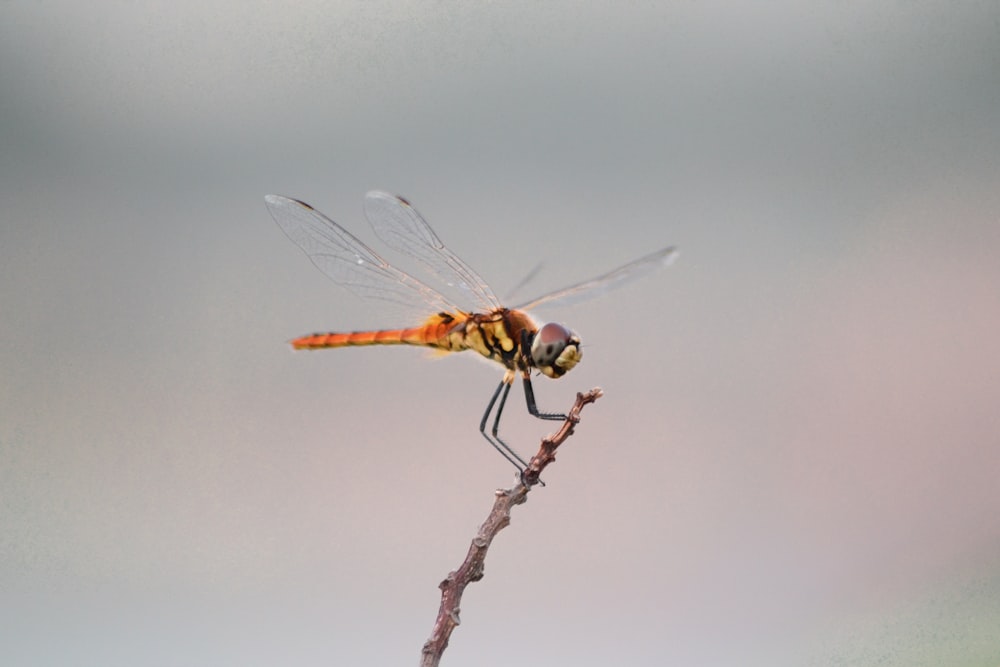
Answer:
[{"xmin": 2, "ymin": 3, "xmax": 998, "ymax": 665}]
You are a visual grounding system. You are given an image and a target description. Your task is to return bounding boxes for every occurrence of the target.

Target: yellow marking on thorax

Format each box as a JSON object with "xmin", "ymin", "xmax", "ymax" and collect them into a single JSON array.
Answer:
[{"xmin": 449, "ymin": 309, "xmax": 539, "ymax": 370}]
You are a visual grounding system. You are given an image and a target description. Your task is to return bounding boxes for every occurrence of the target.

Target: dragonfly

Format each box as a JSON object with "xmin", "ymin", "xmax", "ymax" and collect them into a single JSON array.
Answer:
[{"xmin": 266, "ymin": 191, "xmax": 677, "ymax": 474}]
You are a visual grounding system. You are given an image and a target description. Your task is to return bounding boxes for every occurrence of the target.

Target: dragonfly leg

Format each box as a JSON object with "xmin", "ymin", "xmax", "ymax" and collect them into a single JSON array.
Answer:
[
  {"xmin": 518, "ymin": 329, "xmax": 567, "ymax": 422},
  {"xmin": 522, "ymin": 373, "xmax": 567, "ymax": 421},
  {"xmin": 479, "ymin": 378, "xmax": 531, "ymax": 473}
]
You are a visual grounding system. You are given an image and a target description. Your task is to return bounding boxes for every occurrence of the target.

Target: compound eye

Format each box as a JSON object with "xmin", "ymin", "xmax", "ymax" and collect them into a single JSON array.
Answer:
[{"xmin": 530, "ymin": 322, "xmax": 573, "ymax": 367}]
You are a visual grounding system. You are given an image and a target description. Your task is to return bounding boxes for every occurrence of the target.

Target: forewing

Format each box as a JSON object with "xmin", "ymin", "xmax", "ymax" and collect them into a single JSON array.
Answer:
[
  {"xmin": 515, "ymin": 246, "xmax": 679, "ymax": 311},
  {"xmin": 265, "ymin": 194, "xmax": 458, "ymax": 314},
  {"xmin": 364, "ymin": 191, "xmax": 502, "ymax": 312}
]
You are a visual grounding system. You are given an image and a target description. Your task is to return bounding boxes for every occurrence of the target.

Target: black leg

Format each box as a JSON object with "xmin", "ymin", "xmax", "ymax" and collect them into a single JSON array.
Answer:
[
  {"xmin": 518, "ymin": 328, "xmax": 567, "ymax": 422},
  {"xmin": 480, "ymin": 379, "xmax": 505, "ymax": 433},
  {"xmin": 479, "ymin": 378, "xmax": 530, "ymax": 473},
  {"xmin": 522, "ymin": 374, "xmax": 567, "ymax": 421}
]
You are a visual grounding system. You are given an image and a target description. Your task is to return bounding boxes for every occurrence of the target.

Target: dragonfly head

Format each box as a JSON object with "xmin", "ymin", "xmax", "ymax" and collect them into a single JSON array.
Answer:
[{"xmin": 530, "ymin": 322, "xmax": 582, "ymax": 379}]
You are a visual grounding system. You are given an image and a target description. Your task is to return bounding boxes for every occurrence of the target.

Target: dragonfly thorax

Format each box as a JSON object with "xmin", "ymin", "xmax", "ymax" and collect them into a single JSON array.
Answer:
[{"xmin": 530, "ymin": 322, "xmax": 582, "ymax": 379}]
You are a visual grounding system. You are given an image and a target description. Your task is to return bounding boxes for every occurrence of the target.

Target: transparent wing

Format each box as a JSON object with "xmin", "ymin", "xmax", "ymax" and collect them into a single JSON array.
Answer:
[
  {"xmin": 265, "ymin": 194, "xmax": 459, "ymax": 314},
  {"xmin": 364, "ymin": 191, "xmax": 503, "ymax": 312},
  {"xmin": 514, "ymin": 246, "xmax": 679, "ymax": 311},
  {"xmin": 502, "ymin": 260, "xmax": 545, "ymax": 304}
]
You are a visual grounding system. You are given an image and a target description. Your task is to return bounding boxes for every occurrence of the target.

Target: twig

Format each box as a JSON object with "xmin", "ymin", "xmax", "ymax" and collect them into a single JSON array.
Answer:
[{"xmin": 420, "ymin": 387, "xmax": 604, "ymax": 667}]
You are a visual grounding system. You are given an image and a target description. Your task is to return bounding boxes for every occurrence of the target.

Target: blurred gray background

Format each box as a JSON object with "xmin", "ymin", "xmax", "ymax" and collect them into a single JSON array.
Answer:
[{"xmin": 2, "ymin": 2, "xmax": 999, "ymax": 665}]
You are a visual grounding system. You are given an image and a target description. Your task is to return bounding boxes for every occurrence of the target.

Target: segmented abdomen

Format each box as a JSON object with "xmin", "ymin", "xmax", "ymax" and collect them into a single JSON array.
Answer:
[{"xmin": 291, "ymin": 312, "xmax": 465, "ymax": 351}]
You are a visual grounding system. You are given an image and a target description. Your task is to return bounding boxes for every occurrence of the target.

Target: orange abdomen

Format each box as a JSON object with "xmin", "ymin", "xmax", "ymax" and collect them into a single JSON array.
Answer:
[{"xmin": 291, "ymin": 312, "xmax": 465, "ymax": 351}]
